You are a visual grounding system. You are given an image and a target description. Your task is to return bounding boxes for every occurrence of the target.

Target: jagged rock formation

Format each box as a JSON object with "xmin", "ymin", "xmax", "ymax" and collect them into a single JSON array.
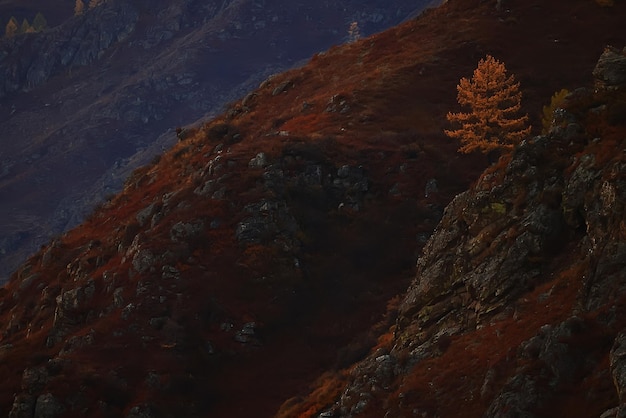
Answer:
[{"xmin": 295, "ymin": 47, "xmax": 626, "ymax": 418}]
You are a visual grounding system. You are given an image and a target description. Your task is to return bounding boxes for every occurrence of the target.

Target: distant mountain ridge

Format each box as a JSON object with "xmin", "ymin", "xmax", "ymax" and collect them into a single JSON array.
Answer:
[{"xmin": 0, "ymin": 0, "xmax": 435, "ymax": 281}]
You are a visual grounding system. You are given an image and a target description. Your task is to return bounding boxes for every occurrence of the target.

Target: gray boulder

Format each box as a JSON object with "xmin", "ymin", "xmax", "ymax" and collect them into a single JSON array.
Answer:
[
  {"xmin": 34, "ymin": 393, "xmax": 65, "ymax": 418},
  {"xmin": 593, "ymin": 46, "xmax": 626, "ymax": 88}
]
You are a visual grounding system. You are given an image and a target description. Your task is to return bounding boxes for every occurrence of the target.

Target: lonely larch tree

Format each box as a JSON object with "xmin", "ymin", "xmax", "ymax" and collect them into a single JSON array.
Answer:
[{"xmin": 445, "ymin": 55, "xmax": 531, "ymax": 154}]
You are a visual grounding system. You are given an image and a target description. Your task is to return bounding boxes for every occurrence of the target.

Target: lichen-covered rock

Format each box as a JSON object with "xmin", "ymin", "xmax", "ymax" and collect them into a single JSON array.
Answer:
[
  {"xmin": 334, "ymin": 165, "xmax": 370, "ymax": 211},
  {"xmin": 485, "ymin": 317, "xmax": 596, "ymax": 418},
  {"xmin": 59, "ymin": 331, "xmax": 96, "ymax": 355},
  {"xmin": 611, "ymin": 332, "xmax": 626, "ymax": 407},
  {"xmin": 48, "ymin": 280, "xmax": 97, "ymax": 345},
  {"xmin": 33, "ymin": 393, "xmax": 65, "ymax": 418},
  {"xmin": 593, "ymin": 46, "xmax": 626, "ymax": 89},
  {"xmin": 136, "ymin": 203, "xmax": 158, "ymax": 227},
  {"xmin": 169, "ymin": 221, "xmax": 204, "ymax": 242},
  {"xmin": 132, "ymin": 249, "xmax": 157, "ymax": 274},
  {"xmin": 396, "ymin": 134, "xmax": 567, "ymax": 351},
  {"xmin": 126, "ymin": 403, "xmax": 158, "ymax": 418},
  {"xmin": 233, "ymin": 322, "xmax": 261, "ymax": 344},
  {"xmin": 334, "ymin": 352, "xmax": 399, "ymax": 416},
  {"xmin": 21, "ymin": 367, "xmax": 49, "ymax": 393},
  {"xmin": 8, "ymin": 394, "xmax": 36, "ymax": 418},
  {"xmin": 249, "ymin": 152, "xmax": 269, "ymax": 168},
  {"xmin": 236, "ymin": 199, "xmax": 299, "ymax": 248}
]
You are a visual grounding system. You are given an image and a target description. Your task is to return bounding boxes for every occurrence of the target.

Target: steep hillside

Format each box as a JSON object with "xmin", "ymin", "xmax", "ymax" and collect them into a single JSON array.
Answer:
[
  {"xmin": 0, "ymin": 0, "xmax": 625, "ymax": 417},
  {"xmin": 290, "ymin": 46, "xmax": 626, "ymax": 418},
  {"xmin": 0, "ymin": 0, "xmax": 431, "ymax": 281}
]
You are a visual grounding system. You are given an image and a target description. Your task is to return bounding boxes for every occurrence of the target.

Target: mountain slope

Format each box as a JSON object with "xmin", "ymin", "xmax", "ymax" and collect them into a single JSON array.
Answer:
[
  {"xmin": 295, "ymin": 46, "xmax": 626, "ymax": 417},
  {"xmin": 0, "ymin": 0, "xmax": 433, "ymax": 281},
  {"xmin": 0, "ymin": 0, "xmax": 625, "ymax": 417}
]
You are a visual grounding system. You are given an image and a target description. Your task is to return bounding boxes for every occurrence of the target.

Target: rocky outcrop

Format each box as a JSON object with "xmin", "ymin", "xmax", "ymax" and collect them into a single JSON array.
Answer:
[
  {"xmin": 394, "ymin": 132, "xmax": 567, "ymax": 351},
  {"xmin": 47, "ymin": 280, "xmax": 97, "ymax": 346},
  {"xmin": 593, "ymin": 46, "xmax": 626, "ymax": 89},
  {"xmin": 484, "ymin": 316, "xmax": 604, "ymax": 418},
  {"xmin": 610, "ymin": 332, "xmax": 626, "ymax": 416},
  {"xmin": 305, "ymin": 49, "xmax": 626, "ymax": 417}
]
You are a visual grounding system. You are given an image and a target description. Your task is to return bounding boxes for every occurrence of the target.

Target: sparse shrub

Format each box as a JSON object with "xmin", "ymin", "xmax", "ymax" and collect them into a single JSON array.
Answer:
[
  {"xmin": 347, "ymin": 21, "xmax": 361, "ymax": 43},
  {"xmin": 542, "ymin": 89, "xmax": 570, "ymax": 133},
  {"xmin": 75, "ymin": 0, "xmax": 86, "ymax": 16},
  {"xmin": 445, "ymin": 55, "xmax": 531, "ymax": 155}
]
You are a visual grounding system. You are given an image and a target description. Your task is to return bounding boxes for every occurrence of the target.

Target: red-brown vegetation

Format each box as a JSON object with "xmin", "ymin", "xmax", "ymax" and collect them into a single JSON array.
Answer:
[
  {"xmin": 446, "ymin": 55, "xmax": 531, "ymax": 154},
  {"xmin": 1, "ymin": 0, "xmax": 626, "ymax": 416}
]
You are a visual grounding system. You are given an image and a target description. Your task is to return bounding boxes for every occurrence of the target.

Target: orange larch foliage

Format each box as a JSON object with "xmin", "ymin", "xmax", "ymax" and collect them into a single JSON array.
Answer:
[{"xmin": 445, "ymin": 55, "xmax": 531, "ymax": 154}]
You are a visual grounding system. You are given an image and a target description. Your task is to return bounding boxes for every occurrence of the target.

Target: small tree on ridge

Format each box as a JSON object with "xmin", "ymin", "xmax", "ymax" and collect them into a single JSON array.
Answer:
[
  {"xmin": 445, "ymin": 55, "xmax": 531, "ymax": 154},
  {"xmin": 20, "ymin": 18, "xmax": 33, "ymax": 34},
  {"xmin": 5, "ymin": 16, "xmax": 18, "ymax": 38},
  {"xmin": 32, "ymin": 12, "xmax": 48, "ymax": 32},
  {"xmin": 75, "ymin": 0, "xmax": 86, "ymax": 16},
  {"xmin": 348, "ymin": 21, "xmax": 360, "ymax": 43}
]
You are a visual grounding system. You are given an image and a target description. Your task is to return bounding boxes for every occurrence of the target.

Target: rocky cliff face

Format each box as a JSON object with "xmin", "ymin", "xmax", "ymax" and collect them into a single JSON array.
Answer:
[
  {"xmin": 0, "ymin": 0, "xmax": 433, "ymax": 281},
  {"xmin": 297, "ymin": 47, "xmax": 626, "ymax": 418}
]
